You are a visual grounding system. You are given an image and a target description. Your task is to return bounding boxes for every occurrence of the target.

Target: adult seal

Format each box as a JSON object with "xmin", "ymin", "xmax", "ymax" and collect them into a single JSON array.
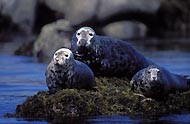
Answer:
[
  {"xmin": 45, "ymin": 48, "xmax": 95, "ymax": 93},
  {"xmin": 130, "ymin": 66, "xmax": 190, "ymax": 99},
  {"xmin": 71, "ymin": 27, "xmax": 155, "ymax": 79}
]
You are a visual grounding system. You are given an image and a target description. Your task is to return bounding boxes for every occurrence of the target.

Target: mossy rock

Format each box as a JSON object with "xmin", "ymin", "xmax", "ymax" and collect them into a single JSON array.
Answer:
[{"xmin": 15, "ymin": 77, "xmax": 190, "ymax": 120}]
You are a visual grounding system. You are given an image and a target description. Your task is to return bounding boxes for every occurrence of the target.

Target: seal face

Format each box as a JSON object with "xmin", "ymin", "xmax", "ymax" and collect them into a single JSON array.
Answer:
[
  {"xmin": 53, "ymin": 48, "xmax": 73, "ymax": 66},
  {"xmin": 45, "ymin": 48, "xmax": 95, "ymax": 93},
  {"xmin": 71, "ymin": 27, "xmax": 155, "ymax": 78},
  {"xmin": 130, "ymin": 66, "xmax": 165, "ymax": 99},
  {"xmin": 75, "ymin": 27, "xmax": 95, "ymax": 47},
  {"xmin": 146, "ymin": 68, "xmax": 161, "ymax": 82},
  {"xmin": 130, "ymin": 66, "xmax": 190, "ymax": 99}
]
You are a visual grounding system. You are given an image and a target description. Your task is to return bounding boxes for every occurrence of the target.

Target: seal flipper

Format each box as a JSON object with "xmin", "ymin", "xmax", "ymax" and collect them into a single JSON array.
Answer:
[
  {"xmin": 187, "ymin": 79, "xmax": 190, "ymax": 86},
  {"xmin": 181, "ymin": 75, "xmax": 190, "ymax": 87},
  {"xmin": 185, "ymin": 75, "xmax": 190, "ymax": 88},
  {"xmin": 181, "ymin": 75, "xmax": 189, "ymax": 78}
]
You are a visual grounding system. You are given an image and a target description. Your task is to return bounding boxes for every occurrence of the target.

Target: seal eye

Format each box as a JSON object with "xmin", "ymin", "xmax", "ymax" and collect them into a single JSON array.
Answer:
[
  {"xmin": 77, "ymin": 32, "xmax": 80, "ymax": 36},
  {"xmin": 55, "ymin": 53, "xmax": 58, "ymax": 56},
  {"xmin": 157, "ymin": 70, "xmax": 160, "ymax": 73},
  {"xmin": 148, "ymin": 71, "xmax": 151, "ymax": 74},
  {"xmin": 89, "ymin": 33, "xmax": 93, "ymax": 36},
  {"xmin": 65, "ymin": 54, "xmax": 69, "ymax": 58}
]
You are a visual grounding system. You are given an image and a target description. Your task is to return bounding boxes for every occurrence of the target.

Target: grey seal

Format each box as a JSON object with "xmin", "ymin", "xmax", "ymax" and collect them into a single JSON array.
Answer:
[
  {"xmin": 45, "ymin": 48, "xmax": 95, "ymax": 93},
  {"xmin": 130, "ymin": 66, "xmax": 190, "ymax": 99},
  {"xmin": 71, "ymin": 27, "xmax": 155, "ymax": 79}
]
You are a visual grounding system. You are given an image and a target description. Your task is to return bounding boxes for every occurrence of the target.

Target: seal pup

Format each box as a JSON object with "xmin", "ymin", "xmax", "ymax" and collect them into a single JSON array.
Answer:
[
  {"xmin": 71, "ymin": 27, "xmax": 155, "ymax": 79},
  {"xmin": 130, "ymin": 66, "xmax": 190, "ymax": 99},
  {"xmin": 45, "ymin": 48, "xmax": 95, "ymax": 93}
]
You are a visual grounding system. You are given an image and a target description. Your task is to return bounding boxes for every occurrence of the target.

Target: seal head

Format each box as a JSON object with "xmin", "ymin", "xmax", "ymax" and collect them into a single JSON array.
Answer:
[
  {"xmin": 75, "ymin": 27, "xmax": 95, "ymax": 47},
  {"xmin": 146, "ymin": 67, "xmax": 161, "ymax": 82},
  {"xmin": 46, "ymin": 48, "xmax": 95, "ymax": 93},
  {"xmin": 53, "ymin": 48, "xmax": 74, "ymax": 66},
  {"xmin": 130, "ymin": 66, "xmax": 165, "ymax": 99}
]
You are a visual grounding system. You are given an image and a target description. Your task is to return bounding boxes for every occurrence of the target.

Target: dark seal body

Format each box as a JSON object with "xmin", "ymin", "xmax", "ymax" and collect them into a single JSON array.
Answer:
[
  {"xmin": 130, "ymin": 66, "xmax": 190, "ymax": 99},
  {"xmin": 71, "ymin": 27, "xmax": 155, "ymax": 79},
  {"xmin": 45, "ymin": 48, "xmax": 95, "ymax": 93}
]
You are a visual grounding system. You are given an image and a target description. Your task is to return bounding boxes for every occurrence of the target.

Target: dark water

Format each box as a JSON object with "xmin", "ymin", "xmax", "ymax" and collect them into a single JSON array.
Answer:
[{"xmin": 0, "ymin": 50, "xmax": 190, "ymax": 124}]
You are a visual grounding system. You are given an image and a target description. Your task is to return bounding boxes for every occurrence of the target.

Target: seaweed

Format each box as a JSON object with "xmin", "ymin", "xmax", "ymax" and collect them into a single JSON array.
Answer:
[{"xmin": 15, "ymin": 76, "xmax": 190, "ymax": 120}]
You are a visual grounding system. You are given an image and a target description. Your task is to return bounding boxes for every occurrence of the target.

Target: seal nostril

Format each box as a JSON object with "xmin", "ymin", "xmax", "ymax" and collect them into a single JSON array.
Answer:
[
  {"xmin": 152, "ymin": 77, "xmax": 156, "ymax": 80},
  {"xmin": 78, "ymin": 39, "xmax": 86, "ymax": 46},
  {"xmin": 55, "ymin": 58, "xmax": 59, "ymax": 61}
]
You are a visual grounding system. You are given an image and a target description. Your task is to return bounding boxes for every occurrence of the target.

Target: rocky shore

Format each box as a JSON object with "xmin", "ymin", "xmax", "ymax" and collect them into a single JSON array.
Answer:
[
  {"xmin": 1, "ymin": 0, "xmax": 190, "ymax": 121},
  {"xmin": 15, "ymin": 76, "xmax": 190, "ymax": 121}
]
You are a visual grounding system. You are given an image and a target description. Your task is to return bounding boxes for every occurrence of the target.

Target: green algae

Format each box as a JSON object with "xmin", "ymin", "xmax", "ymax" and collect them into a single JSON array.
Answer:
[{"xmin": 15, "ymin": 77, "xmax": 190, "ymax": 120}]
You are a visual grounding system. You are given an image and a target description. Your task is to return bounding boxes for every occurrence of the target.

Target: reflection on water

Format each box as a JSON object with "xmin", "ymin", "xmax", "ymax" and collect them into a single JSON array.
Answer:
[{"xmin": 0, "ymin": 50, "xmax": 190, "ymax": 123}]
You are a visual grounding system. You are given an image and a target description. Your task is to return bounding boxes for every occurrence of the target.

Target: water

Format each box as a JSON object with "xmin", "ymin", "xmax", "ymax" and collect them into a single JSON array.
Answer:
[
  {"xmin": 0, "ymin": 54, "xmax": 47, "ymax": 123},
  {"xmin": 144, "ymin": 50, "xmax": 190, "ymax": 75},
  {"xmin": 0, "ymin": 50, "xmax": 190, "ymax": 123}
]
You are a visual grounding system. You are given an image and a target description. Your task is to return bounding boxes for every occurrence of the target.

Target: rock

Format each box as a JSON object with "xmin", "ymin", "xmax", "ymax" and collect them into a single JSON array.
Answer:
[
  {"xmin": 36, "ymin": 0, "xmax": 190, "ymax": 38},
  {"xmin": 0, "ymin": 13, "xmax": 18, "ymax": 42},
  {"xmin": 97, "ymin": 0, "xmax": 161, "ymax": 20},
  {"xmin": 41, "ymin": 0, "xmax": 66, "ymax": 14},
  {"xmin": 64, "ymin": 0, "xmax": 98, "ymax": 25},
  {"xmin": 0, "ymin": 0, "xmax": 37, "ymax": 33},
  {"xmin": 15, "ymin": 77, "xmax": 131, "ymax": 120},
  {"xmin": 42, "ymin": 0, "xmax": 161, "ymax": 26},
  {"xmin": 15, "ymin": 76, "xmax": 190, "ymax": 122},
  {"xmin": 103, "ymin": 21, "xmax": 147, "ymax": 39},
  {"xmin": 33, "ymin": 20, "xmax": 73, "ymax": 63},
  {"xmin": 42, "ymin": 0, "xmax": 98, "ymax": 25},
  {"xmin": 156, "ymin": 0, "xmax": 190, "ymax": 37}
]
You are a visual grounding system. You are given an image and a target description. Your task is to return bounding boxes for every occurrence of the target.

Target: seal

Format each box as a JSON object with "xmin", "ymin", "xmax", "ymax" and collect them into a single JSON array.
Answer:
[
  {"xmin": 45, "ymin": 48, "xmax": 95, "ymax": 93},
  {"xmin": 71, "ymin": 27, "xmax": 155, "ymax": 79},
  {"xmin": 130, "ymin": 66, "xmax": 190, "ymax": 99}
]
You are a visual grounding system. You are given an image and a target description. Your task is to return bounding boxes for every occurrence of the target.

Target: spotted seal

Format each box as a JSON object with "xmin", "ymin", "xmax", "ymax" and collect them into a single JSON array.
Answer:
[
  {"xmin": 130, "ymin": 66, "xmax": 190, "ymax": 99},
  {"xmin": 71, "ymin": 27, "xmax": 155, "ymax": 79},
  {"xmin": 45, "ymin": 48, "xmax": 95, "ymax": 93}
]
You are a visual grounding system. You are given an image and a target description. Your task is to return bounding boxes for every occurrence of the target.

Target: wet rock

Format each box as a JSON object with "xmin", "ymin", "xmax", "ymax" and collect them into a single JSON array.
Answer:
[
  {"xmin": 33, "ymin": 20, "xmax": 73, "ymax": 63},
  {"xmin": 0, "ymin": 0, "xmax": 37, "ymax": 33},
  {"xmin": 15, "ymin": 76, "xmax": 190, "ymax": 121},
  {"xmin": 103, "ymin": 21, "xmax": 147, "ymax": 39}
]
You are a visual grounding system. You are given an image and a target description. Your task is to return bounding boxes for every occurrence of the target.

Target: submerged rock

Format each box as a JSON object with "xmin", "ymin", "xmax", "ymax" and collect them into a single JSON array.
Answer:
[{"xmin": 15, "ymin": 76, "xmax": 190, "ymax": 121}]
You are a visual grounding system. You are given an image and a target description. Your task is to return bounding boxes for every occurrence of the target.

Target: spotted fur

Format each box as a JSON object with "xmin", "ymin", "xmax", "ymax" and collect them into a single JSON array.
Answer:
[
  {"xmin": 71, "ymin": 27, "xmax": 155, "ymax": 79},
  {"xmin": 45, "ymin": 48, "xmax": 95, "ymax": 93},
  {"xmin": 130, "ymin": 66, "xmax": 189, "ymax": 99}
]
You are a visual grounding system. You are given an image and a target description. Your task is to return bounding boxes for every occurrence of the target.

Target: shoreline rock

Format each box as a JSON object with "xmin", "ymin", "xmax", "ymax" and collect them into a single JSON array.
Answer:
[
  {"xmin": 15, "ymin": 76, "xmax": 190, "ymax": 121},
  {"xmin": 33, "ymin": 19, "xmax": 73, "ymax": 63}
]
